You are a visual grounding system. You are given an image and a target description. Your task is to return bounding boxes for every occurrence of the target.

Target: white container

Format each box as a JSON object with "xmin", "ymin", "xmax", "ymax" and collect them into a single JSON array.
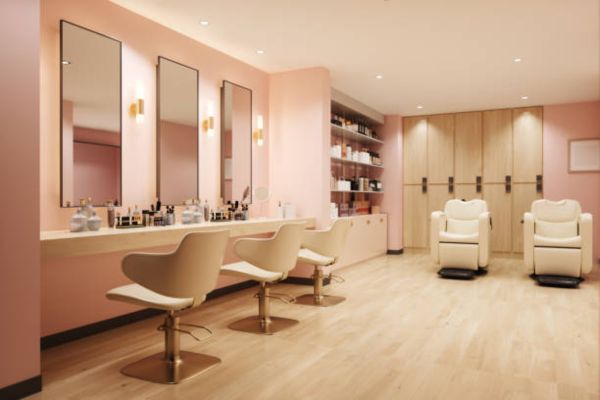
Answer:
[
  {"xmin": 70, "ymin": 208, "xmax": 88, "ymax": 232},
  {"xmin": 283, "ymin": 203, "xmax": 296, "ymax": 219},
  {"xmin": 87, "ymin": 211, "xmax": 102, "ymax": 231},
  {"xmin": 181, "ymin": 206, "xmax": 194, "ymax": 224},
  {"xmin": 359, "ymin": 151, "xmax": 371, "ymax": 164},
  {"xmin": 352, "ymin": 151, "xmax": 359, "ymax": 162}
]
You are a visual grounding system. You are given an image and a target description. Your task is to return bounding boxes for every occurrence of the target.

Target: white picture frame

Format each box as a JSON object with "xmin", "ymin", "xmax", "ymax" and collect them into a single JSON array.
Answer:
[{"xmin": 569, "ymin": 138, "xmax": 600, "ymax": 172}]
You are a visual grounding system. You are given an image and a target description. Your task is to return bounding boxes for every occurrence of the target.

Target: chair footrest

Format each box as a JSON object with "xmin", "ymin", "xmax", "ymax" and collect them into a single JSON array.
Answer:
[
  {"xmin": 532, "ymin": 274, "xmax": 582, "ymax": 288},
  {"xmin": 438, "ymin": 267, "xmax": 486, "ymax": 280}
]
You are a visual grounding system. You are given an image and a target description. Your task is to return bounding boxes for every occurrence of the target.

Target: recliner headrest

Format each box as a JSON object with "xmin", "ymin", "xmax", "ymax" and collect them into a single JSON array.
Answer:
[
  {"xmin": 444, "ymin": 199, "xmax": 488, "ymax": 220},
  {"xmin": 531, "ymin": 199, "xmax": 581, "ymax": 222}
]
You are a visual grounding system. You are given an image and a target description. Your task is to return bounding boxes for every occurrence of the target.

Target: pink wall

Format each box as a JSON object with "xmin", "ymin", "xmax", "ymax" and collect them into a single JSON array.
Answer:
[
  {"xmin": 158, "ymin": 120, "xmax": 197, "ymax": 205},
  {"xmin": 39, "ymin": 0, "xmax": 270, "ymax": 336},
  {"xmin": 0, "ymin": 0, "xmax": 41, "ymax": 390},
  {"xmin": 40, "ymin": 0, "xmax": 269, "ymax": 231},
  {"xmin": 380, "ymin": 115, "xmax": 403, "ymax": 250},
  {"xmin": 543, "ymin": 101, "xmax": 600, "ymax": 260},
  {"xmin": 73, "ymin": 141, "xmax": 120, "ymax": 204}
]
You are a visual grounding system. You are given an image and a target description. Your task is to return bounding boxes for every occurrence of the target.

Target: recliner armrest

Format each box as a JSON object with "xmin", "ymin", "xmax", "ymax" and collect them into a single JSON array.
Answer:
[
  {"xmin": 478, "ymin": 211, "xmax": 491, "ymax": 267},
  {"xmin": 523, "ymin": 212, "xmax": 535, "ymax": 274},
  {"xmin": 579, "ymin": 213, "xmax": 593, "ymax": 274},
  {"xmin": 430, "ymin": 211, "xmax": 446, "ymax": 263}
]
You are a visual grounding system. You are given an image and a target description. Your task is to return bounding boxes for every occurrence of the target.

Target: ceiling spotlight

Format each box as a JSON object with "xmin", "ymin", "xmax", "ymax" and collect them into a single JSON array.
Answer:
[
  {"xmin": 256, "ymin": 49, "xmax": 265, "ymax": 54},
  {"xmin": 417, "ymin": 105, "xmax": 423, "ymax": 109},
  {"xmin": 521, "ymin": 96, "xmax": 528, "ymax": 100},
  {"xmin": 61, "ymin": 60, "xmax": 71, "ymax": 65},
  {"xmin": 200, "ymin": 20, "xmax": 209, "ymax": 26},
  {"xmin": 513, "ymin": 57, "xmax": 522, "ymax": 63},
  {"xmin": 376, "ymin": 74, "xmax": 383, "ymax": 80}
]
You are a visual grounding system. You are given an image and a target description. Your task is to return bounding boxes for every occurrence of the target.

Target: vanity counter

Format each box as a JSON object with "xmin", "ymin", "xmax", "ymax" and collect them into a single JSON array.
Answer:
[{"xmin": 41, "ymin": 217, "xmax": 315, "ymax": 260}]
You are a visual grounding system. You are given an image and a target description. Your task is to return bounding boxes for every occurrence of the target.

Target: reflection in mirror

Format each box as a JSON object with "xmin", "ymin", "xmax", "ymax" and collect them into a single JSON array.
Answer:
[
  {"xmin": 221, "ymin": 81, "xmax": 252, "ymax": 204},
  {"xmin": 61, "ymin": 21, "xmax": 121, "ymax": 207},
  {"xmin": 157, "ymin": 57, "xmax": 199, "ymax": 205}
]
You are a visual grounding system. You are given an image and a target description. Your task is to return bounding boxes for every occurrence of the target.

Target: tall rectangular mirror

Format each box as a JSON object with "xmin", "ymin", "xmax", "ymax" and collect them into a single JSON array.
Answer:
[
  {"xmin": 60, "ymin": 21, "xmax": 121, "ymax": 207},
  {"xmin": 221, "ymin": 81, "xmax": 252, "ymax": 203},
  {"xmin": 157, "ymin": 57, "xmax": 199, "ymax": 205}
]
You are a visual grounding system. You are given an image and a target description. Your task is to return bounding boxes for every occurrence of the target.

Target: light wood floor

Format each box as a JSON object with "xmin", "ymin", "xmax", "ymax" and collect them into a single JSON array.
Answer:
[{"xmin": 32, "ymin": 252, "xmax": 600, "ymax": 400}]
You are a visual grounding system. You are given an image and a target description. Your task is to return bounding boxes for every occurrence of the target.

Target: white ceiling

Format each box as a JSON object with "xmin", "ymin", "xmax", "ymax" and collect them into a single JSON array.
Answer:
[
  {"xmin": 111, "ymin": 0, "xmax": 600, "ymax": 116},
  {"xmin": 62, "ymin": 21, "xmax": 121, "ymax": 131}
]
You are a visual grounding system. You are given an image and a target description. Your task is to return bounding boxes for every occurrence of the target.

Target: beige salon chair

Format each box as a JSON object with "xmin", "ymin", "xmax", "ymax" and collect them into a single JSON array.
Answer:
[
  {"xmin": 221, "ymin": 222, "xmax": 305, "ymax": 334},
  {"xmin": 106, "ymin": 230, "xmax": 229, "ymax": 384},
  {"xmin": 524, "ymin": 199, "xmax": 593, "ymax": 288},
  {"xmin": 295, "ymin": 219, "xmax": 352, "ymax": 306},
  {"xmin": 431, "ymin": 199, "xmax": 491, "ymax": 279}
]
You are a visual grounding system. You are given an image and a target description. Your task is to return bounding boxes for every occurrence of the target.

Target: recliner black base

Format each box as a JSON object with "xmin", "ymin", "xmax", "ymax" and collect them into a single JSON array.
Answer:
[
  {"xmin": 531, "ymin": 274, "xmax": 583, "ymax": 289},
  {"xmin": 438, "ymin": 267, "xmax": 487, "ymax": 280}
]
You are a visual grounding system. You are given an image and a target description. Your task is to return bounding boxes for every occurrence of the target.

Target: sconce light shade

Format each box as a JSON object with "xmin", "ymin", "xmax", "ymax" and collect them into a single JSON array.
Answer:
[
  {"xmin": 253, "ymin": 115, "xmax": 264, "ymax": 146},
  {"xmin": 129, "ymin": 84, "xmax": 145, "ymax": 124},
  {"xmin": 203, "ymin": 101, "xmax": 215, "ymax": 137}
]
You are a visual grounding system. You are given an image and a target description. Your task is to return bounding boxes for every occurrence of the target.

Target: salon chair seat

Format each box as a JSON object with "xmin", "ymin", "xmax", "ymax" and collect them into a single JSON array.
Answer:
[
  {"xmin": 106, "ymin": 230, "xmax": 229, "ymax": 384},
  {"xmin": 295, "ymin": 219, "xmax": 352, "ymax": 306},
  {"xmin": 221, "ymin": 222, "xmax": 305, "ymax": 334}
]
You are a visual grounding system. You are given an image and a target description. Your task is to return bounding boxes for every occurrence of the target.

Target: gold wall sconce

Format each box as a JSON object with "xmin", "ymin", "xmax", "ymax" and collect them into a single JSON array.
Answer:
[
  {"xmin": 203, "ymin": 101, "xmax": 215, "ymax": 137},
  {"xmin": 253, "ymin": 115, "xmax": 264, "ymax": 146},
  {"xmin": 129, "ymin": 84, "xmax": 145, "ymax": 124}
]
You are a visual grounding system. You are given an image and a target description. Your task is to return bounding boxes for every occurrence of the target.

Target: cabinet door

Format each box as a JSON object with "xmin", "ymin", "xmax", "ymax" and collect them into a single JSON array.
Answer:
[
  {"xmin": 512, "ymin": 183, "xmax": 541, "ymax": 252},
  {"xmin": 403, "ymin": 185, "xmax": 428, "ymax": 248},
  {"xmin": 483, "ymin": 109, "xmax": 513, "ymax": 183},
  {"xmin": 454, "ymin": 184, "xmax": 481, "ymax": 201},
  {"xmin": 428, "ymin": 184, "xmax": 454, "ymax": 217},
  {"xmin": 513, "ymin": 107, "xmax": 543, "ymax": 183},
  {"xmin": 483, "ymin": 184, "xmax": 512, "ymax": 252},
  {"xmin": 427, "ymin": 114, "xmax": 454, "ymax": 184},
  {"xmin": 455, "ymin": 112, "xmax": 482, "ymax": 184},
  {"xmin": 403, "ymin": 117, "xmax": 428, "ymax": 185}
]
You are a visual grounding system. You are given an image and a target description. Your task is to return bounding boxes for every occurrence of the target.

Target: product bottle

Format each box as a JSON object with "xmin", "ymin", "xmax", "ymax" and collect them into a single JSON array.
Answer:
[
  {"xmin": 70, "ymin": 208, "xmax": 88, "ymax": 232},
  {"xmin": 107, "ymin": 202, "xmax": 115, "ymax": 228},
  {"xmin": 203, "ymin": 200, "xmax": 210, "ymax": 222},
  {"xmin": 87, "ymin": 211, "xmax": 102, "ymax": 231}
]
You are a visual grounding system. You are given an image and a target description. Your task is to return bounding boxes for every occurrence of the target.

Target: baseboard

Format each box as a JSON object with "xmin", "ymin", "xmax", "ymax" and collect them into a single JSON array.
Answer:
[
  {"xmin": 41, "ymin": 280, "xmax": 258, "ymax": 350},
  {"xmin": 387, "ymin": 249, "xmax": 404, "ymax": 255},
  {"xmin": 0, "ymin": 375, "xmax": 42, "ymax": 400},
  {"xmin": 283, "ymin": 276, "xmax": 330, "ymax": 286}
]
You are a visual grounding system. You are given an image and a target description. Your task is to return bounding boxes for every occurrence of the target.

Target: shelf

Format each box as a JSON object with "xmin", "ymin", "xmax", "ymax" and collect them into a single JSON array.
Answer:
[
  {"xmin": 331, "ymin": 190, "xmax": 385, "ymax": 194},
  {"xmin": 330, "ymin": 157, "xmax": 384, "ymax": 169},
  {"xmin": 330, "ymin": 123, "xmax": 384, "ymax": 145}
]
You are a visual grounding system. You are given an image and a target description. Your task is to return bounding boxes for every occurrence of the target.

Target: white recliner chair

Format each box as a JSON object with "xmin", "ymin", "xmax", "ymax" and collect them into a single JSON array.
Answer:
[
  {"xmin": 431, "ymin": 199, "xmax": 491, "ymax": 279},
  {"xmin": 524, "ymin": 199, "xmax": 593, "ymax": 288}
]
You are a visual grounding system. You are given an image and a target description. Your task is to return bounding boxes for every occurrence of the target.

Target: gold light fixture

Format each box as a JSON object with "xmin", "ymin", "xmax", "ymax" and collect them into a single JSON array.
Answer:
[
  {"xmin": 129, "ymin": 84, "xmax": 145, "ymax": 124},
  {"xmin": 253, "ymin": 115, "xmax": 264, "ymax": 146},
  {"xmin": 203, "ymin": 101, "xmax": 215, "ymax": 137}
]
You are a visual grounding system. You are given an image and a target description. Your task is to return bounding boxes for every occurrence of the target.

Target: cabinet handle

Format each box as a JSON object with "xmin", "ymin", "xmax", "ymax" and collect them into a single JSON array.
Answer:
[
  {"xmin": 476, "ymin": 176, "xmax": 482, "ymax": 193},
  {"xmin": 422, "ymin": 177, "xmax": 427, "ymax": 193},
  {"xmin": 367, "ymin": 220, "xmax": 371, "ymax": 225},
  {"xmin": 505, "ymin": 175, "xmax": 511, "ymax": 193},
  {"xmin": 448, "ymin": 176, "xmax": 454, "ymax": 194},
  {"xmin": 536, "ymin": 175, "xmax": 543, "ymax": 193},
  {"xmin": 380, "ymin": 218, "xmax": 383, "ymax": 223}
]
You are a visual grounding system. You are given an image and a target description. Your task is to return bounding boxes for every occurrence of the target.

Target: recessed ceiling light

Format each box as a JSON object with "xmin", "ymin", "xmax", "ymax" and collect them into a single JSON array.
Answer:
[
  {"xmin": 417, "ymin": 105, "xmax": 423, "ymax": 109},
  {"xmin": 61, "ymin": 60, "xmax": 71, "ymax": 65},
  {"xmin": 521, "ymin": 96, "xmax": 528, "ymax": 100},
  {"xmin": 256, "ymin": 49, "xmax": 264, "ymax": 55},
  {"xmin": 375, "ymin": 74, "xmax": 383, "ymax": 80},
  {"xmin": 513, "ymin": 57, "xmax": 522, "ymax": 63},
  {"xmin": 200, "ymin": 20, "xmax": 209, "ymax": 26}
]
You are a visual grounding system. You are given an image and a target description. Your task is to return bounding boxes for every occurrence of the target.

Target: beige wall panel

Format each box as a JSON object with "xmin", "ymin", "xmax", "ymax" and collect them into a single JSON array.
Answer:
[
  {"xmin": 403, "ymin": 184, "xmax": 428, "ymax": 248},
  {"xmin": 483, "ymin": 183, "xmax": 512, "ymax": 252},
  {"xmin": 483, "ymin": 109, "xmax": 513, "ymax": 183},
  {"xmin": 455, "ymin": 112, "xmax": 482, "ymax": 184},
  {"xmin": 513, "ymin": 107, "xmax": 543, "ymax": 183},
  {"xmin": 512, "ymin": 183, "xmax": 542, "ymax": 253},
  {"xmin": 454, "ymin": 184, "xmax": 482, "ymax": 201},
  {"xmin": 403, "ymin": 117, "xmax": 428, "ymax": 185},
  {"xmin": 427, "ymin": 114, "xmax": 455, "ymax": 184}
]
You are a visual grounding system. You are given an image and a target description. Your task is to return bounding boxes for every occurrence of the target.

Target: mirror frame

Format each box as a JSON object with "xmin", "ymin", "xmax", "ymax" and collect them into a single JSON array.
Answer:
[
  {"xmin": 59, "ymin": 20, "xmax": 123, "ymax": 208},
  {"xmin": 220, "ymin": 80, "xmax": 253, "ymax": 204},
  {"xmin": 156, "ymin": 56, "xmax": 200, "ymax": 203}
]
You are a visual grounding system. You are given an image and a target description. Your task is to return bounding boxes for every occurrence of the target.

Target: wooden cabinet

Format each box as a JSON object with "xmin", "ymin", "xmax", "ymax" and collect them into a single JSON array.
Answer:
[
  {"xmin": 454, "ymin": 184, "xmax": 481, "ymax": 201},
  {"xmin": 455, "ymin": 112, "xmax": 482, "ymax": 184},
  {"xmin": 428, "ymin": 185, "xmax": 453, "ymax": 221},
  {"xmin": 403, "ymin": 116, "xmax": 428, "ymax": 185},
  {"xmin": 483, "ymin": 184, "xmax": 512, "ymax": 252},
  {"xmin": 483, "ymin": 109, "xmax": 513, "ymax": 183},
  {"xmin": 337, "ymin": 214, "xmax": 387, "ymax": 267},
  {"xmin": 513, "ymin": 107, "xmax": 543, "ymax": 183},
  {"xmin": 403, "ymin": 185, "xmax": 428, "ymax": 248},
  {"xmin": 427, "ymin": 114, "xmax": 454, "ymax": 184},
  {"xmin": 512, "ymin": 183, "xmax": 541, "ymax": 252}
]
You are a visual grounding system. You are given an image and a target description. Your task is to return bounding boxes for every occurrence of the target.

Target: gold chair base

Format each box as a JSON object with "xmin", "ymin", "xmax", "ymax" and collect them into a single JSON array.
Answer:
[
  {"xmin": 121, "ymin": 351, "xmax": 221, "ymax": 384},
  {"xmin": 228, "ymin": 316, "xmax": 299, "ymax": 335},
  {"xmin": 294, "ymin": 294, "xmax": 346, "ymax": 307}
]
